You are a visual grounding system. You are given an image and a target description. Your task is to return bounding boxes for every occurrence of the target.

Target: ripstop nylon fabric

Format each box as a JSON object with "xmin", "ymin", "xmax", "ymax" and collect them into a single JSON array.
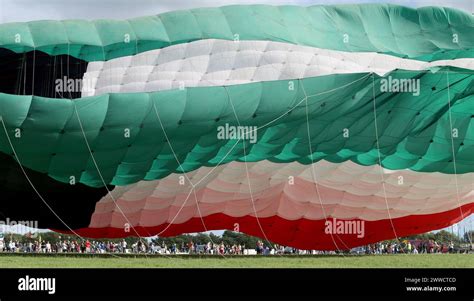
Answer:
[
  {"xmin": 1, "ymin": 68, "xmax": 473, "ymax": 187},
  {"xmin": 0, "ymin": 4, "xmax": 473, "ymax": 61}
]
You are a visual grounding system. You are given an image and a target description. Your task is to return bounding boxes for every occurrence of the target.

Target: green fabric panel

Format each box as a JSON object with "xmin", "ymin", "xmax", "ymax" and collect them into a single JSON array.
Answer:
[
  {"xmin": 128, "ymin": 16, "xmax": 171, "ymax": 54},
  {"xmin": 0, "ymin": 4, "xmax": 472, "ymax": 61},
  {"xmin": 191, "ymin": 8, "xmax": 234, "ymax": 40},
  {"xmin": 0, "ymin": 94, "xmax": 32, "ymax": 128},
  {"xmin": 0, "ymin": 22, "xmax": 34, "ymax": 50},
  {"xmin": 158, "ymin": 10, "xmax": 203, "ymax": 44},
  {"xmin": 27, "ymin": 20, "xmax": 69, "ymax": 48},
  {"xmin": 0, "ymin": 68, "xmax": 473, "ymax": 187}
]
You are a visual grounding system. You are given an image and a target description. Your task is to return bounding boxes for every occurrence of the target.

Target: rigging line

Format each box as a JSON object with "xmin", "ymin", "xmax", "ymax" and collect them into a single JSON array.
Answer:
[
  {"xmin": 0, "ymin": 116, "xmax": 86, "ymax": 243},
  {"xmin": 446, "ymin": 69, "xmax": 472, "ymax": 245},
  {"xmin": 371, "ymin": 74, "xmax": 403, "ymax": 249},
  {"xmin": 31, "ymin": 49, "xmax": 35, "ymax": 95},
  {"xmin": 71, "ymin": 103, "xmax": 156, "ymax": 261},
  {"xmin": 224, "ymin": 86, "xmax": 280, "ymax": 253},
  {"xmin": 300, "ymin": 79, "xmax": 348, "ymax": 253},
  {"xmin": 23, "ymin": 54, "xmax": 27, "ymax": 95},
  {"xmin": 71, "ymin": 44, "xmax": 159, "ymax": 260},
  {"xmin": 149, "ymin": 100, "xmax": 224, "ymax": 255}
]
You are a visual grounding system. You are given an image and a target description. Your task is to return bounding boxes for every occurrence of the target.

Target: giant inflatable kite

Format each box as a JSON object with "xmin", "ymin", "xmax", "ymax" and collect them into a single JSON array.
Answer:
[{"xmin": 0, "ymin": 4, "xmax": 473, "ymax": 250}]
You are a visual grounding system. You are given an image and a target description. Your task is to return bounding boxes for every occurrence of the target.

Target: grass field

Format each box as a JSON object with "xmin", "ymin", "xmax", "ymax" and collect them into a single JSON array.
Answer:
[{"xmin": 0, "ymin": 254, "xmax": 472, "ymax": 268}]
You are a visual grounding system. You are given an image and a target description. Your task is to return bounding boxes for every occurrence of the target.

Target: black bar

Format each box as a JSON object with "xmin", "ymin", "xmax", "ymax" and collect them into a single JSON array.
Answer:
[{"xmin": 0, "ymin": 268, "xmax": 472, "ymax": 299}]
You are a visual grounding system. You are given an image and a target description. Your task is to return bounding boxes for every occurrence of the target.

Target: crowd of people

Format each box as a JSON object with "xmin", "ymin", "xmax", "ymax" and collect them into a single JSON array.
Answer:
[
  {"xmin": 0, "ymin": 237, "xmax": 469, "ymax": 255},
  {"xmin": 0, "ymin": 238, "xmax": 251, "ymax": 255},
  {"xmin": 354, "ymin": 240, "xmax": 463, "ymax": 254},
  {"xmin": 0, "ymin": 239, "xmax": 146, "ymax": 254}
]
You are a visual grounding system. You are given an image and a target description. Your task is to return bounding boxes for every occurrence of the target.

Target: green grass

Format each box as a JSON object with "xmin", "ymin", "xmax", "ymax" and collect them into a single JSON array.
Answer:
[{"xmin": 0, "ymin": 254, "xmax": 472, "ymax": 268}]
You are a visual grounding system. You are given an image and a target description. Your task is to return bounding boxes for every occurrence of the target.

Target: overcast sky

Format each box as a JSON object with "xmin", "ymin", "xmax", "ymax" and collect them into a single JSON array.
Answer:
[{"xmin": 0, "ymin": 0, "xmax": 472, "ymax": 23}]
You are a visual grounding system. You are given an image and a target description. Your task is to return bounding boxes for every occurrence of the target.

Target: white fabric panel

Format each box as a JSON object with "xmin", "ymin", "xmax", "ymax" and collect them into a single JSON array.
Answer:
[{"xmin": 82, "ymin": 39, "xmax": 474, "ymax": 97}]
